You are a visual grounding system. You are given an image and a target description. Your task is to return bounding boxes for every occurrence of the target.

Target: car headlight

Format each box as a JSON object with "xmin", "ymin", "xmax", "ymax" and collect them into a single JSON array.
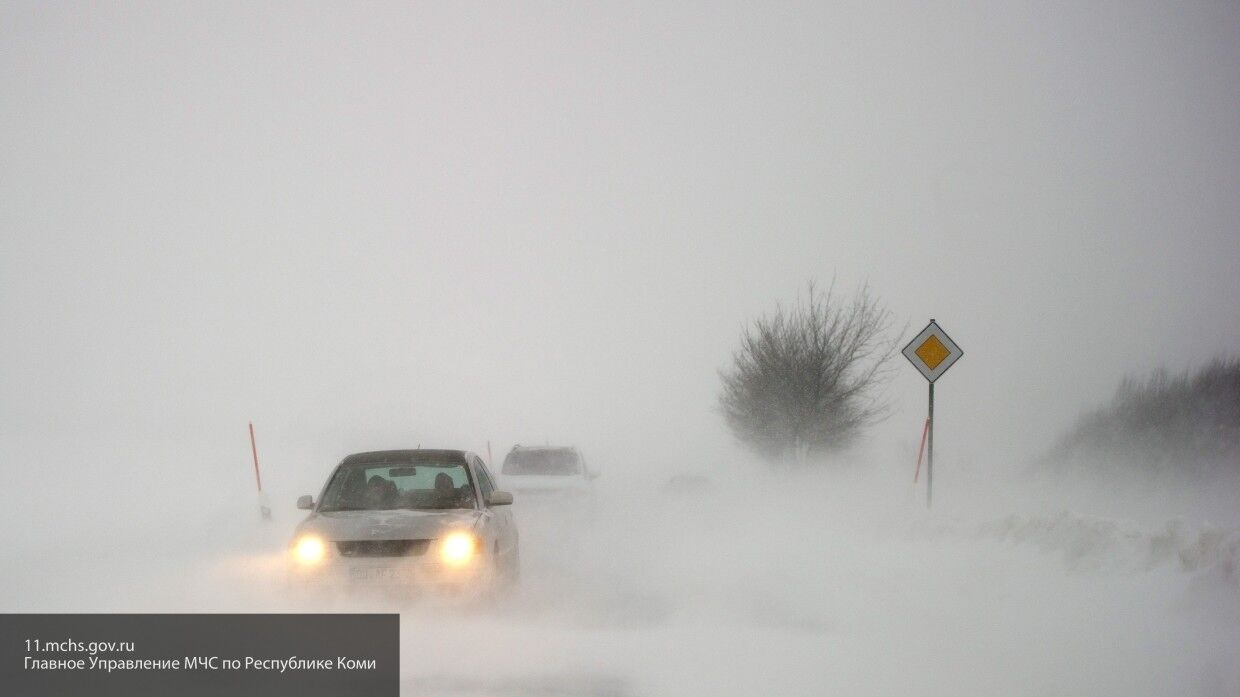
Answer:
[
  {"xmin": 439, "ymin": 531, "xmax": 479, "ymax": 567},
  {"xmin": 292, "ymin": 535, "xmax": 327, "ymax": 566}
]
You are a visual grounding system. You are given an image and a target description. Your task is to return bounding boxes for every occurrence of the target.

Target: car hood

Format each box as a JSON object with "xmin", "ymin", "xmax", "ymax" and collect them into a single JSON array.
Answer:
[{"xmin": 295, "ymin": 508, "xmax": 482, "ymax": 541}]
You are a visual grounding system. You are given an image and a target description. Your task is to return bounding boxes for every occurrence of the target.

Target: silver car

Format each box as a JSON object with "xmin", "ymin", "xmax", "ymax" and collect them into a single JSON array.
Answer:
[{"xmin": 289, "ymin": 449, "xmax": 519, "ymax": 593}]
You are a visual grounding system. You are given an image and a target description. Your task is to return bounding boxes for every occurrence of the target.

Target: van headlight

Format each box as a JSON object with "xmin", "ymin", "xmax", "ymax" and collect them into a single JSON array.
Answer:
[
  {"xmin": 439, "ymin": 531, "xmax": 479, "ymax": 567},
  {"xmin": 292, "ymin": 535, "xmax": 328, "ymax": 566}
]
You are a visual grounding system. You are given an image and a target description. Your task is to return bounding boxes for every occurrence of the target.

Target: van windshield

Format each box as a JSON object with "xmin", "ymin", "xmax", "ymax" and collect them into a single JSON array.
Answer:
[{"xmin": 502, "ymin": 449, "xmax": 580, "ymax": 476}]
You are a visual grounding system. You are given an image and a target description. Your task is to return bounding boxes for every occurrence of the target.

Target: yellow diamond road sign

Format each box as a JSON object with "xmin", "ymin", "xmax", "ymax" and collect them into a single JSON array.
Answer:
[
  {"xmin": 903, "ymin": 320, "xmax": 962, "ymax": 382},
  {"xmin": 915, "ymin": 335, "xmax": 950, "ymax": 370}
]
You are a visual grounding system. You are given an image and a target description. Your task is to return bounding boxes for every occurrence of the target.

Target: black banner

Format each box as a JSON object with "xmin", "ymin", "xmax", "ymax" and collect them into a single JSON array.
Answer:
[{"xmin": 1, "ymin": 614, "xmax": 398, "ymax": 697}]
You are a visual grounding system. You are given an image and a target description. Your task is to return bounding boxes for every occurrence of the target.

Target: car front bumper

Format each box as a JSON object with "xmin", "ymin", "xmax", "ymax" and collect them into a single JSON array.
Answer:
[{"xmin": 288, "ymin": 555, "xmax": 494, "ymax": 594}]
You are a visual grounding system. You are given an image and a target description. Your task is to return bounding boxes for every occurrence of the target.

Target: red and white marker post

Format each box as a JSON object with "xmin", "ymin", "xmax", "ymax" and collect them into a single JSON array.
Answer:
[{"xmin": 249, "ymin": 422, "xmax": 272, "ymax": 521}]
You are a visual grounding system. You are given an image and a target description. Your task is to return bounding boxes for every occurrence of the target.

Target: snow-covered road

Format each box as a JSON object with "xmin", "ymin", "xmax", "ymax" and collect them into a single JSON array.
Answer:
[{"xmin": 3, "ymin": 467, "xmax": 1237, "ymax": 697}]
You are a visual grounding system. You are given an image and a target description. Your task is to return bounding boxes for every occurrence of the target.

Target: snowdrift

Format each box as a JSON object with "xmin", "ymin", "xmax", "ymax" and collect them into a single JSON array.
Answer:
[{"xmin": 982, "ymin": 511, "xmax": 1240, "ymax": 582}]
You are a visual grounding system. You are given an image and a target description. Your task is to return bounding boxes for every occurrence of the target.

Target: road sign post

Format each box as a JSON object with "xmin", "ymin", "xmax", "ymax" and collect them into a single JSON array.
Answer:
[
  {"xmin": 902, "ymin": 319, "xmax": 962, "ymax": 508},
  {"xmin": 928, "ymin": 381, "xmax": 934, "ymax": 507}
]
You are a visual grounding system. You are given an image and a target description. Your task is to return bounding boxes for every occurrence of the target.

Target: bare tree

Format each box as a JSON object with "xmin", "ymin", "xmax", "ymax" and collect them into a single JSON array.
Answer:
[
  {"xmin": 1042, "ymin": 357, "xmax": 1240, "ymax": 475},
  {"xmin": 719, "ymin": 282, "xmax": 901, "ymax": 464}
]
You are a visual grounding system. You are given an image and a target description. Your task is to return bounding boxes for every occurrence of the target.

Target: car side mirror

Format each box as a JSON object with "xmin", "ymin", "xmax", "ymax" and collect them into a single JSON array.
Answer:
[
  {"xmin": 296, "ymin": 495, "xmax": 314, "ymax": 510},
  {"xmin": 486, "ymin": 490, "xmax": 513, "ymax": 506}
]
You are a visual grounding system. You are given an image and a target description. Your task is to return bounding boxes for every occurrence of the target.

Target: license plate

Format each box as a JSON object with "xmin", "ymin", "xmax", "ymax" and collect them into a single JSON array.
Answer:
[{"xmin": 348, "ymin": 566, "xmax": 409, "ymax": 582}]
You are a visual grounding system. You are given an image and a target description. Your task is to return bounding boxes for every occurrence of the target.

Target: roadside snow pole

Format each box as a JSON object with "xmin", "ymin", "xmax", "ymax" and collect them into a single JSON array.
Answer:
[
  {"xmin": 249, "ymin": 422, "xmax": 272, "ymax": 521},
  {"xmin": 913, "ymin": 418, "xmax": 930, "ymax": 483},
  {"xmin": 901, "ymin": 320, "xmax": 963, "ymax": 509}
]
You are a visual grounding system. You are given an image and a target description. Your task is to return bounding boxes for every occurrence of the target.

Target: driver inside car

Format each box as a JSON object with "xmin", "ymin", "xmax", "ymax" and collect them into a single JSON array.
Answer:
[{"xmin": 363, "ymin": 474, "xmax": 397, "ymax": 509}]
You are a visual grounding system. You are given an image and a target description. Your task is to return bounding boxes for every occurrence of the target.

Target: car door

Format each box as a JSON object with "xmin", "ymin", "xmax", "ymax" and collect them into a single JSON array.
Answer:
[{"xmin": 473, "ymin": 456, "xmax": 516, "ymax": 562}]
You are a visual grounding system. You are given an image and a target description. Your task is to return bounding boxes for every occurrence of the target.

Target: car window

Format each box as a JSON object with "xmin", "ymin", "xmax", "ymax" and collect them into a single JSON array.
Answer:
[{"xmin": 475, "ymin": 460, "xmax": 496, "ymax": 498}]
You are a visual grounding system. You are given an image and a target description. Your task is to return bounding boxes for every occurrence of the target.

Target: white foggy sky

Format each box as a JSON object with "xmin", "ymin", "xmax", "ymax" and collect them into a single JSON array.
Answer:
[{"xmin": 2, "ymin": 1, "xmax": 1238, "ymax": 480}]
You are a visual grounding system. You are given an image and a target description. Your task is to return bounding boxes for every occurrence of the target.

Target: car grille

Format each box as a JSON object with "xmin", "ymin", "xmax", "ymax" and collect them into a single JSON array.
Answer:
[{"xmin": 335, "ymin": 539, "xmax": 430, "ymax": 558}]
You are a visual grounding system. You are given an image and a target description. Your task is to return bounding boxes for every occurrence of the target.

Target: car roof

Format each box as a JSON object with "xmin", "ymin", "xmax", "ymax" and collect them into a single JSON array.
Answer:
[
  {"xmin": 510, "ymin": 445, "xmax": 577, "ymax": 452},
  {"xmin": 341, "ymin": 449, "xmax": 472, "ymax": 465}
]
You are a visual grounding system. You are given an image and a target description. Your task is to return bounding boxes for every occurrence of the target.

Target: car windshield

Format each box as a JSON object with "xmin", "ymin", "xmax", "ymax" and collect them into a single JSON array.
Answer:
[
  {"xmin": 502, "ymin": 448, "xmax": 580, "ymax": 476},
  {"xmin": 318, "ymin": 462, "xmax": 476, "ymax": 512}
]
